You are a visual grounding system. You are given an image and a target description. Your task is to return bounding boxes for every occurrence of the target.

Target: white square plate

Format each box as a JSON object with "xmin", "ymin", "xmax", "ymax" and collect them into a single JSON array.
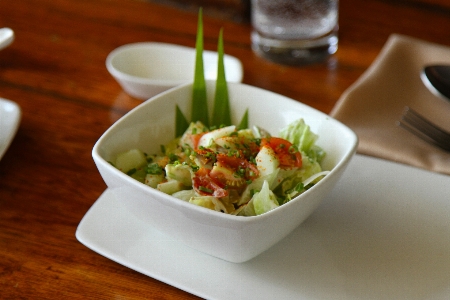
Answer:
[{"xmin": 76, "ymin": 155, "xmax": 450, "ymax": 300}]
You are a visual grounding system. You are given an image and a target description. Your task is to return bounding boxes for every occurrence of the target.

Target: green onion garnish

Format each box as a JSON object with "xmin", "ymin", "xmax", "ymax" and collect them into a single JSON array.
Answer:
[
  {"xmin": 126, "ymin": 168, "xmax": 137, "ymax": 176},
  {"xmin": 147, "ymin": 163, "xmax": 163, "ymax": 175},
  {"xmin": 199, "ymin": 186, "xmax": 213, "ymax": 193}
]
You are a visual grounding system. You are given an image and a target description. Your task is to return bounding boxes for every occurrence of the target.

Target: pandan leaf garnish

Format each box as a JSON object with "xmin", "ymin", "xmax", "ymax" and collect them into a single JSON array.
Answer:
[
  {"xmin": 175, "ymin": 8, "xmax": 249, "ymax": 137},
  {"xmin": 190, "ymin": 8, "xmax": 209, "ymax": 127},
  {"xmin": 237, "ymin": 108, "xmax": 249, "ymax": 130},
  {"xmin": 175, "ymin": 104, "xmax": 189, "ymax": 137},
  {"xmin": 212, "ymin": 28, "xmax": 231, "ymax": 127}
]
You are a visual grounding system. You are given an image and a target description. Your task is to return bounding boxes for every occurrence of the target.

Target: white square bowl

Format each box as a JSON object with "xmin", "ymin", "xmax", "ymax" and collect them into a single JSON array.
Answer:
[{"xmin": 92, "ymin": 81, "xmax": 358, "ymax": 263}]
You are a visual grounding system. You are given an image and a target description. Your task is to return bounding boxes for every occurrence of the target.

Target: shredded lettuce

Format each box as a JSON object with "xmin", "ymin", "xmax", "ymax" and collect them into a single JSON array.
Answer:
[
  {"xmin": 115, "ymin": 118, "xmax": 329, "ymax": 216},
  {"xmin": 274, "ymin": 120, "xmax": 329, "ymax": 204},
  {"xmin": 279, "ymin": 118, "xmax": 325, "ymax": 163},
  {"xmin": 189, "ymin": 196, "xmax": 233, "ymax": 213},
  {"xmin": 236, "ymin": 199, "xmax": 256, "ymax": 216},
  {"xmin": 251, "ymin": 180, "xmax": 279, "ymax": 215},
  {"xmin": 172, "ymin": 189, "xmax": 196, "ymax": 201}
]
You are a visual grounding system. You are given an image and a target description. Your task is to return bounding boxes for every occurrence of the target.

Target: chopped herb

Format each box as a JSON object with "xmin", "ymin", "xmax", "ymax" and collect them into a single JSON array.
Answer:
[
  {"xmin": 289, "ymin": 144, "xmax": 298, "ymax": 153},
  {"xmin": 127, "ymin": 168, "xmax": 137, "ymax": 176},
  {"xmin": 147, "ymin": 163, "xmax": 164, "ymax": 175},
  {"xmin": 168, "ymin": 153, "xmax": 179, "ymax": 163},
  {"xmin": 184, "ymin": 148, "xmax": 192, "ymax": 156},
  {"xmin": 199, "ymin": 186, "xmax": 213, "ymax": 193}
]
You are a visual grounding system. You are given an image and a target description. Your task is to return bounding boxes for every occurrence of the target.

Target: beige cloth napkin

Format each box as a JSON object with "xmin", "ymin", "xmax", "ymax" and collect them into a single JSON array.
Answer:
[{"xmin": 330, "ymin": 34, "xmax": 450, "ymax": 175}]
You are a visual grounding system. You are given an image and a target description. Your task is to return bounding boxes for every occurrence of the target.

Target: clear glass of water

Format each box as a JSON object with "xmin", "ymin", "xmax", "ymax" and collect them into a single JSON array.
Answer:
[{"xmin": 251, "ymin": 0, "xmax": 339, "ymax": 65}]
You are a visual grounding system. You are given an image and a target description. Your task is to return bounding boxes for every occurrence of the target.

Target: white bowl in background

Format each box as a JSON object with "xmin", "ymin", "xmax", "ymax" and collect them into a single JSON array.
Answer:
[
  {"xmin": 92, "ymin": 81, "xmax": 358, "ymax": 263},
  {"xmin": 106, "ymin": 42, "xmax": 243, "ymax": 99},
  {"xmin": 0, "ymin": 98, "xmax": 21, "ymax": 160},
  {"xmin": 0, "ymin": 27, "xmax": 14, "ymax": 50}
]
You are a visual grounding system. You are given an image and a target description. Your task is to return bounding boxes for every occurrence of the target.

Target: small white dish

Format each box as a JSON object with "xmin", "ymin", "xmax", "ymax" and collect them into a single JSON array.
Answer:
[
  {"xmin": 91, "ymin": 81, "xmax": 357, "ymax": 263},
  {"xmin": 0, "ymin": 27, "xmax": 14, "ymax": 50},
  {"xmin": 77, "ymin": 154, "xmax": 450, "ymax": 299},
  {"xmin": 0, "ymin": 98, "xmax": 21, "ymax": 160},
  {"xmin": 106, "ymin": 42, "xmax": 244, "ymax": 99}
]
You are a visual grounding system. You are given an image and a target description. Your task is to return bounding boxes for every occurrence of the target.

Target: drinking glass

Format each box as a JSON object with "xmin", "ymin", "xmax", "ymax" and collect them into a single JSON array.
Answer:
[{"xmin": 251, "ymin": 0, "xmax": 339, "ymax": 65}]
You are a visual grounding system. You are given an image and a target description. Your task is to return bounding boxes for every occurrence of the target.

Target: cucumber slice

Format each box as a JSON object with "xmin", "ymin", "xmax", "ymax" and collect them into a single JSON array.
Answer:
[
  {"xmin": 144, "ymin": 173, "xmax": 165, "ymax": 188},
  {"xmin": 165, "ymin": 164, "xmax": 193, "ymax": 187},
  {"xmin": 197, "ymin": 125, "xmax": 236, "ymax": 148},
  {"xmin": 115, "ymin": 149, "xmax": 147, "ymax": 173},
  {"xmin": 157, "ymin": 180, "xmax": 186, "ymax": 195}
]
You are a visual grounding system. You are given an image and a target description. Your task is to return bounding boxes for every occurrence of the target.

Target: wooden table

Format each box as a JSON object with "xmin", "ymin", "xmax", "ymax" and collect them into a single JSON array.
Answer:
[{"xmin": 1, "ymin": 0, "xmax": 449, "ymax": 298}]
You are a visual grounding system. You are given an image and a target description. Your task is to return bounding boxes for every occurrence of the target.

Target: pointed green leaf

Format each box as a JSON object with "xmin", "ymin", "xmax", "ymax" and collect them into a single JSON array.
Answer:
[
  {"xmin": 191, "ymin": 8, "xmax": 209, "ymax": 126},
  {"xmin": 175, "ymin": 105, "xmax": 189, "ymax": 137},
  {"xmin": 212, "ymin": 28, "xmax": 231, "ymax": 127},
  {"xmin": 237, "ymin": 108, "xmax": 249, "ymax": 130}
]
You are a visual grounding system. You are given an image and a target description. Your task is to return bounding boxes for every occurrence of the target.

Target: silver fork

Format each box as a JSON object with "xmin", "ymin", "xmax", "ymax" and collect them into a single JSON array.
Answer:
[{"xmin": 398, "ymin": 106, "xmax": 450, "ymax": 151}]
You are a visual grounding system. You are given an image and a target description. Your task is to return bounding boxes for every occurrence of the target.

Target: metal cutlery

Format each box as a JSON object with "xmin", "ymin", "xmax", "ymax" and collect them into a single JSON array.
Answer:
[{"xmin": 398, "ymin": 106, "xmax": 450, "ymax": 152}]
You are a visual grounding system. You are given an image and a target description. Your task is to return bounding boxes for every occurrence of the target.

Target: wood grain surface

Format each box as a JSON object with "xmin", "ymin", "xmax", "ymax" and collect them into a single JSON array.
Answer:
[{"xmin": 0, "ymin": 0, "xmax": 449, "ymax": 298}]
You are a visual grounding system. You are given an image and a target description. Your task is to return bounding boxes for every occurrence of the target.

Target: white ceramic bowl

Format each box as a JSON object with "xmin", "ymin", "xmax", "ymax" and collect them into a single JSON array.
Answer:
[
  {"xmin": 106, "ymin": 42, "xmax": 243, "ymax": 99},
  {"xmin": 0, "ymin": 27, "xmax": 14, "ymax": 51},
  {"xmin": 92, "ymin": 81, "xmax": 358, "ymax": 263}
]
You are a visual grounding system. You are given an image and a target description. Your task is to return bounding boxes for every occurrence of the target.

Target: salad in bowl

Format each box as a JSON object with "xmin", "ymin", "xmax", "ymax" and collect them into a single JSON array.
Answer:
[{"xmin": 112, "ymin": 118, "xmax": 329, "ymax": 216}]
